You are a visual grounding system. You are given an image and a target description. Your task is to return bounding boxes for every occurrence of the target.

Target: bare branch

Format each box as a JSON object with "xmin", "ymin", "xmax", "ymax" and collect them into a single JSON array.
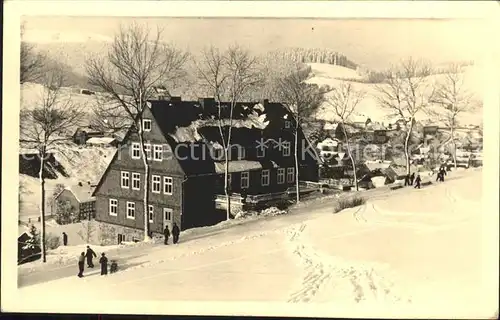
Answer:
[{"xmin": 20, "ymin": 23, "xmax": 46, "ymax": 84}]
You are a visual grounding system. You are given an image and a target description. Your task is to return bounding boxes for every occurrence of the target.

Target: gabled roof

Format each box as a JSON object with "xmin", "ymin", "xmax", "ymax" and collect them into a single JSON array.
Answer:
[
  {"xmin": 364, "ymin": 160, "xmax": 391, "ymax": 172},
  {"xmin": 57, "ymin": 185, "xmax": 96, "ymax": 203}
]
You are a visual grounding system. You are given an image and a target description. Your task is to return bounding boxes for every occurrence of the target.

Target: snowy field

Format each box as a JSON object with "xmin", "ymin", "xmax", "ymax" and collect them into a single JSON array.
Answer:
[
  {"xmin": 306, "ymin": 63, "xmax": 483, "ymax": 126},
  {"xmin": 13, "ymin": 169, "xmax": 497, "ymax": 318}
]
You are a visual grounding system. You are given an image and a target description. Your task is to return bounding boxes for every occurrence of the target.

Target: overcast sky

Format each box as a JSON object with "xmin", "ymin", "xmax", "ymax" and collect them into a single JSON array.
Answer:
[{"xmin": 23, "ymin": 17, "xmax": 483, "ymax": 70}]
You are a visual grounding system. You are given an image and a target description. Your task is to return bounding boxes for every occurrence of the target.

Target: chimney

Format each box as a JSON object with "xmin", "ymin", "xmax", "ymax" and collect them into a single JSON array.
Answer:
[
  {"xmin": 260, "ymin": 99, "xmax": 269, "ymax": 107},
  {"xmin": 169, "ymin": 96, "xmax": 182, "ymax": 102}
]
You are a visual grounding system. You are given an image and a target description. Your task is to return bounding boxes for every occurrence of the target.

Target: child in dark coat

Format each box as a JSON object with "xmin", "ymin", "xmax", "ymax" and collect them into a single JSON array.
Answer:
[
  {"xmin": 414, "ymin": 174, "xmax": 422, "ymax": 189},
  {"xmin": 99, "ymin": 253, "xmax": 108, "ymax": 275}
]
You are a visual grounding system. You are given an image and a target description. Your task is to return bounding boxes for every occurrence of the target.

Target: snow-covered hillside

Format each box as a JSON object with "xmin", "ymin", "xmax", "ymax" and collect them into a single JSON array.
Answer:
[
  {"xmin": 19, "ymin": 147, "xmax": 116, "ymax": 219},
  {"xmin": 306, "ymin": 63, "xmax": 483, "ymax": 126},
  {"xmin": 14, "ymin": 169, "xmax": 496, "ymax": 318}
]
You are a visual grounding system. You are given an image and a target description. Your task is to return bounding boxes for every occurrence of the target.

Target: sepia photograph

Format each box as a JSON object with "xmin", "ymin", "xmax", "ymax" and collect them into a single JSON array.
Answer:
[{"xmin": 2, "ymin": 1, "xmax": 499, "ymax": 318}]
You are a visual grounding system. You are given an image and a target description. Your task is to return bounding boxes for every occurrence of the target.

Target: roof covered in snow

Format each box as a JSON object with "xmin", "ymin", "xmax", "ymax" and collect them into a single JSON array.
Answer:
[
  {"xmin": 364, "ymin": 160, "xmax": 391, "ymax": 172},
  {"xmin": 214, "ymin": 160, "xmax": 263, "ymax": 174},
  {"xmin": 86, "ymin": 137, "xmax": 117, "ymax": 145},
  {"xmin": 56, "ymin": 185, "xmax": 96, "ymax": 203}
]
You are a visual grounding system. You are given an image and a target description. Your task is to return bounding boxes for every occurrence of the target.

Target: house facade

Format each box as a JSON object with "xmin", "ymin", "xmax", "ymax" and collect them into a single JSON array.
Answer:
[{"xmin": 92, "ymin": 98, "xmax": 319, "ymax": 243}]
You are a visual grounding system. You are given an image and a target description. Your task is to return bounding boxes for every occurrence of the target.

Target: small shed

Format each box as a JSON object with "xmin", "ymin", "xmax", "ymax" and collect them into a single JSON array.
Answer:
[
  {"xmin": 72, "ymin": 127, "xmax": 105, "ymax": 145},
  {"xmin": 18, "ymin": 232, "xmax": 41, "ymax": 264}
]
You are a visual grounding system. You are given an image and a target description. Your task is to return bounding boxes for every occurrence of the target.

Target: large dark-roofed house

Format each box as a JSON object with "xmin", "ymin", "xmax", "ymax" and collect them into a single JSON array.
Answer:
[{"xmin": 92, "ymin": 97, "xmax": 319, "ymax": 243}]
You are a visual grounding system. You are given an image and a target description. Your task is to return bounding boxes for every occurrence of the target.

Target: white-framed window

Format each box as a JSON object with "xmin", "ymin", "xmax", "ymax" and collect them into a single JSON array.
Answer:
[
  {"xmin": 126, "ymin": 202, "xmax": 135, "ymax": 219},
  {"xmin": 287, "ymin": 167, "xmax": 295, "ymax": 183},
  {"xmin": 132, "ymin": 172, "xmax": 140, "ymax": 190},
  {"xmin": 163, "ymin": 176, "xmax": 173, "ymax": 195},
  {"xmin": 163, "ymin": 208, "xmax": 172, "ymax": 221},
  {"xmin": 148, "ymin": 205, "xmax": 154, "ymax": 223},
  {"xmin": 256, "ymin": 145, "xmax": 265, "ymax": 158},
  {"xmin": 153, "ymin": 144, "xmax": 163, "ymax": 161},
  {"xmin": 131, "ymin": 142, "xmax": 140, "ymax": 159},
  {"xmin": 277, "ymin": 168, "xmax": 285, "ymax": 184},
  {"xmin": 240, "ymin": 171, "xmax": 249, "ymax": 189},
  {"xmin": 282, "ymin": 141, "xmax": 291, "ymax": 157},
  {"xmin": 152, "ymin": 175, "xmax": 161, "ymax": 193},
  {"xmin": 143, "ymin": 119, "xmax": 152, "ymax": 132},
  {"xmin": 109, "ymin": 199, "xmax": 118, "ymax": 216},
  {"xmin": 261, "ymin": 169, "xmax": 270, "ymax": 186},
  {"xmin": 285, "ymin": 120, "xmax": 291, "ymax": 129},
  {"xmin": 144, "ymin": 144, "xmax": 152, "ymax": 160},
  {"xmin": 121, "ymin": 171, "xmax": 130, "ymax": 188}
]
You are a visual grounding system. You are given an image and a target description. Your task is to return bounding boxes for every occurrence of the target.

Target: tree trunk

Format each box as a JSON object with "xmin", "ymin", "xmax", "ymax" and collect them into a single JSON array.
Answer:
[
  {"xmin": 450, "ymin": 127, "xmax": 457, "ymax": 169},
  {"xmin": 38, "ymin": 149, "xmax": 46, "ymax": 262},
  {"xmin": 342, "ymin": 123, "xmax": 358, "ymax": 191},
  {"xmin": 294, "ymin": 130, "xmax": 300, "ymax": 203},
  {"xmin": 404, "ymin": 117, "xmax": 415, "ymax": 175},
  {"xmin": 224, "ymin": 147, "xmax": 231, "ymax": 220},
  {"xmin": 138, "ymin": 124, "xmax": 151, "ymax": 241}
]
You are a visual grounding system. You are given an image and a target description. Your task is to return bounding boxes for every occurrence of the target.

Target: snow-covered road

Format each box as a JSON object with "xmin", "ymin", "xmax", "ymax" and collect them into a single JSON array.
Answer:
[{"xmin": 15, "ymin": 170, "xmax": 497, "ymax": 318}]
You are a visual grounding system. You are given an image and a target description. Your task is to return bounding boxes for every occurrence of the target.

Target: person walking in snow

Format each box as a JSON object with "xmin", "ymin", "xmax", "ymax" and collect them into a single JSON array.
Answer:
[
  {"xmin": 414, "ymin": 174, "xmax": 422, "ymax": 189},
  {"xmin": 99, "ymin": 253, "xmax": 108, "ymax": 276},
  {"xmin": 404, "ymin": 174, "xmax": 410, "ymax": 186},
  {"xmin": 172, "ymin": 223, "xmax": 180, "ymax": 244},
  {"xmin": 77, "ymin": 252, "xmax": 85, "ymax": 278},
  {"xmin": 62, "ymin": 232, "xmax": 68, "ymax": 246},
  {"xmin": 85, "ymin": 245, "xmax": 97, "ymax": 268},
  {"xmin": 440, "ymin": 166, "xmax": 447, "ymax": 182},
  {"xmin": 436, "ymin": 170, "xmax": 442, "ymax": 182},
  {"xmin": 163, "ymin": 226, "xmax": 170, "ymax": 245},
  {"xmin": 410, "ymin": 172, "xmax": 415, "ymax": 185}
]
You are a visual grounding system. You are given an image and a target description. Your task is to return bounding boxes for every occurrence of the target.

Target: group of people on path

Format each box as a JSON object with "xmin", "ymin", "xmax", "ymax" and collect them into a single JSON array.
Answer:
[
  {"xmin": 163, "ymin": 222, "xmax": 180, "ymax": 245},
  {"xmin": 77, "ymin": 245, "xmax": 116, "ymax": 278},
  {"xmin": 404, "ymin": 172, "xmax": 422, "ymax": 189},
  {"xmin": 73, "ymin": 222, "xmax": 181, "ymax": 279}
]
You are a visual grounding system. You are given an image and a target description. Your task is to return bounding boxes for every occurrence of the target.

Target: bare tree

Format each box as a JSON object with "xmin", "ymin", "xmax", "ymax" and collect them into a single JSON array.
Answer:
[
  {"xmin": 86, "ymin": 23, "xmax": 188, "ymax": 240},
  {"xmin": 20, "ymin": 23, "xmax": 45, "ymax": 84},
  {"xmin": 429, "ymin": 64, "xmax": 479, "ymax": 169},
  {"xmin": 375, "ymin": 57, "xmax": 433, "ymax": 175},
  {"xmin": 195, "ymin": 44, "xmax": 261, "ymax": 220},
  {"xmin": 271, "ymin": 61, "xmax": 326, "ymax": 203},
  {"xmin": 326, "ymin": 82, "xmax": 365, "ymax": 191},
  {"xmin": 20, "ymin": 66, "xmax": 84, "ymax": 262}
]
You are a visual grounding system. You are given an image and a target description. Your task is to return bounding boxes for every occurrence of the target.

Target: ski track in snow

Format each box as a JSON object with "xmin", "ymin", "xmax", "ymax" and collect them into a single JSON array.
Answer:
[
  {"xmin": 111, "ymin": 227, "xmax": 285, "ymax": 280},
  {"xmin": 284, "ymin": 222, "xmax": 412, "ymax": 305}
]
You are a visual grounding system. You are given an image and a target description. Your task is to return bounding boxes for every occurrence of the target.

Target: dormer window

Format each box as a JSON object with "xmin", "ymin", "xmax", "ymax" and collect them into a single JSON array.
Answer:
[
  {"xmin": 284, "ymin": 120, "xmax": 291, "ymax": 129},
  {"xmin": 143, "ymin": 119, "xmax": 152, "ymax": 132}
]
